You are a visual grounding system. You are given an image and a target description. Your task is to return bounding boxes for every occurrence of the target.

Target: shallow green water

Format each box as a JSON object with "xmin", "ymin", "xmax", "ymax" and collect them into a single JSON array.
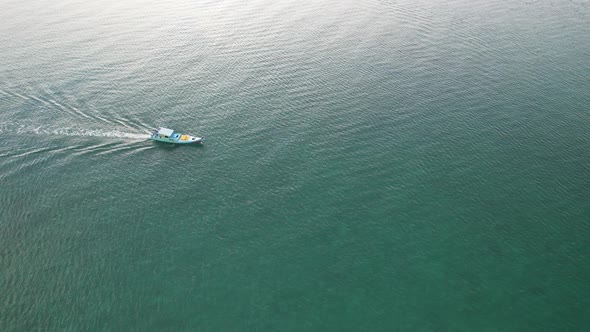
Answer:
[{"xmin": 1, "ymin": 0, "xmax": 589, "ymax": 330}]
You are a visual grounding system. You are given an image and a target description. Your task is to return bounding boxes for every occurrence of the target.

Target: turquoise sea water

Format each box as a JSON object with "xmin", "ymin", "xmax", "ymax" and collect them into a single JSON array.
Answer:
[{"xmin": 1, "ymin": 0, "xmax": 589, "ymax": 330}]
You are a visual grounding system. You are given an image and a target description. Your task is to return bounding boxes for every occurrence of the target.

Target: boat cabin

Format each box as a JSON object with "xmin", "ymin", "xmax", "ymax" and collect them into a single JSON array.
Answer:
[{"xmin": 154, "ymin": 127, "xmax": 175, "ymax": 138}]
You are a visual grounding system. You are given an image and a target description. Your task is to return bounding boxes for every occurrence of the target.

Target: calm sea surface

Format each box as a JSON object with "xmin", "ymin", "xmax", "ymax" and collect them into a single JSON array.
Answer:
[{"xmin": 1, "ymin": 0, "xmax": 589, "ymax": 330}]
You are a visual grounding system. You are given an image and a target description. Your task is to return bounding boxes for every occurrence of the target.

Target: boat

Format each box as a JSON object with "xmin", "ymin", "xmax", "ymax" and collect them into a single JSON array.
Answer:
[{"xmin": 149, "ymin": 127, "xmax": 203, "ymax": 144}]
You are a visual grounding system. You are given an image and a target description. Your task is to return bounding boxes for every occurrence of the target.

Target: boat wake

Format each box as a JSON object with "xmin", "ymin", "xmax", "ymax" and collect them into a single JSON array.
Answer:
[
  {"xmin": 0, "ymin": 89, "xmax": 155, "ymax": 132},
  {"xmin": 0, "ymin": 125, "xmax": 151, "ymax": 140},
  {"xmin": 0, "ymin": 89, "xmax": 157, "ymax": 141}
]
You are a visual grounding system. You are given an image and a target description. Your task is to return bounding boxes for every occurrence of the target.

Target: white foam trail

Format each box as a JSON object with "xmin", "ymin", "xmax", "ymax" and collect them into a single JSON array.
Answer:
[
  {"xmin": 69, "ymin": 106, "xmax": 94, "ymax": 120},
  {"xmin": 13, "ymin": 92, "xmax": 30, "ymax": 100},
  {"xmin": 30, "ymin": 95, "xmax": 51, "ymax": 106},
  {"xmin": 5, "ymin": 125, "xmax": 151, "ymax": 140},
  {"xmin": 48, "ymin": 128, "xmax": 151, "ymax": 140}
]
